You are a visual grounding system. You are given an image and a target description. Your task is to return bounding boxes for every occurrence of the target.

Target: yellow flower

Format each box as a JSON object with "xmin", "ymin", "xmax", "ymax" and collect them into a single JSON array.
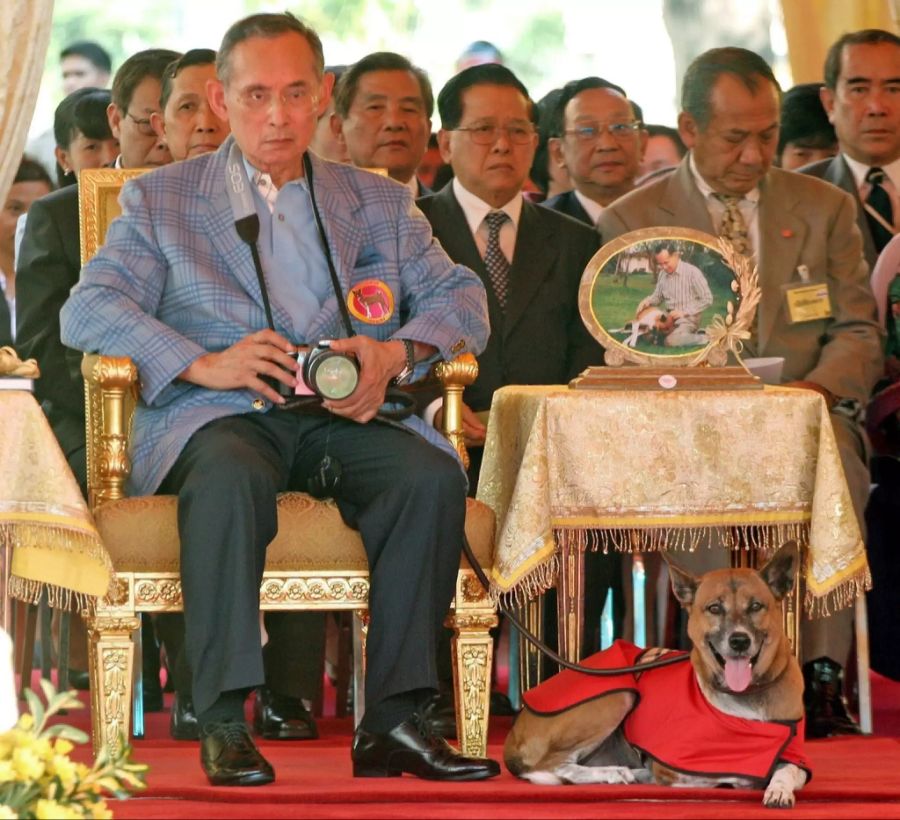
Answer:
[
  {"xmin": 0, "ymin": 805, "xmax": 18, "ymax": 818},
  {"xmin": 0, "ymin": 758, "xmax": 15, "ymax": 783},
  {"xmin": 16, "ymin": 714, "xmax": 34, "ymax": 732},
  {"xmin": 12, "ymin": 744, "xmax": 46, "ymax": 780},
  {"xmin": 35, "ymin": 799, "xmax": 80, "ymax": 819},
  {"xmin": 49, "ymin": 753, "xmax": 78, "ymax": 790},
  {"xmin": 90, "ymin": 800, "xmax": 113, "ymax": 819},
  {"xmin": 54, "ymin": 739, "xmax": 74, "ymax": 757}
]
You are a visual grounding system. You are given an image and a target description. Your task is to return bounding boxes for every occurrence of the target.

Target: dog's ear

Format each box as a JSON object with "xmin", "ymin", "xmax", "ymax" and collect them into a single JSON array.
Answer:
[
  {"xmin": 666, "ymin": 557, "xmax": 699, "ymax": 608},
  {"xmin": 759, "ymin": 540, "xmax": 800, "ymax": 601}
]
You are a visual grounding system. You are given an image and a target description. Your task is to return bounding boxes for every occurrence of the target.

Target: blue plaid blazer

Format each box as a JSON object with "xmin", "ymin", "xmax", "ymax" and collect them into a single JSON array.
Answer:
[{"xmin": 61, "ymin": 137, "xmax": 489, "ymax": 495}]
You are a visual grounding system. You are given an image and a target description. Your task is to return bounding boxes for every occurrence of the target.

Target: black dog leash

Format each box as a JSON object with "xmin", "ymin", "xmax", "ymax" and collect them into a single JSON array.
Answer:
[{"xmin": 460, "ymin": 533, "xmax": 689, "ymax": 677}]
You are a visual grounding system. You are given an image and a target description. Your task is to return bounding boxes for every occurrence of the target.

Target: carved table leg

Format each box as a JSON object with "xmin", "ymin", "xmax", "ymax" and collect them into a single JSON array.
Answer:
[
  {"xmin": 557, "ymin": 539, "xmax": 585, "ymax": 663},
  {"xmin": 517, "ymin": 596, "xmax": 544, "ymax": 694}
]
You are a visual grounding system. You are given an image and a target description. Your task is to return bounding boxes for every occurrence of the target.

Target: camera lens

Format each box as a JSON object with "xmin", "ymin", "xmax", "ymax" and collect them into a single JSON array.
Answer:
[{"xmin": 306, "ymin": 350, "xmax": 359, "ymax": 400}]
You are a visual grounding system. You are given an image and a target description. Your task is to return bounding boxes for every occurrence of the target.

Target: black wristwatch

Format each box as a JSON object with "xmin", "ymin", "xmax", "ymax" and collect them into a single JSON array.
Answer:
[{"xmin": 391, "ymin": 339, "xmax": 415, "ymax": 385}]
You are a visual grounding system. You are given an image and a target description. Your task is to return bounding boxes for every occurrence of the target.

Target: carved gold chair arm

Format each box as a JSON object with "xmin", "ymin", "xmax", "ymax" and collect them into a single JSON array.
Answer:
[
  {"xmin": 435, "ymin": 353, "xmax": 479, "ymax": 471},
  {"xmin": 81, "ymin": 354, "xmax": 138, "ymax": 512}
]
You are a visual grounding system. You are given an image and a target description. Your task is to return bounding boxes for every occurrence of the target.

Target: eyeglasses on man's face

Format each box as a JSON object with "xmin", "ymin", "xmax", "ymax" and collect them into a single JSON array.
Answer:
[
  {"xmin": 235, "ymin": 86, "xmax": 319, "ymax": 114},
  {"xmin": 454, "ymin": 122, "xmax": 536, "ymax": 145},
  {"xmin": 125, "ymin": 110, "xmax": 158, "ymax": 137},
  {"xmin": 564, "ymin": 121, "xmax": 643, "ymax": 143}
]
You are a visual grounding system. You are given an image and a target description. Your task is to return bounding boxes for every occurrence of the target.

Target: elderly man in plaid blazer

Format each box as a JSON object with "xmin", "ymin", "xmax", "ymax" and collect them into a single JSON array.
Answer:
[{"xmin": 61, "ymin": 13, "xmax": 495, "ymax": 787}]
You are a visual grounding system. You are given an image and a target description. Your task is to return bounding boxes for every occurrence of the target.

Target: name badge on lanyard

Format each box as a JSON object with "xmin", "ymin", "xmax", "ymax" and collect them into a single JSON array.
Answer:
[{"xmin": 782, "ymin": 265, "xmax": 832, "ymax": 323}]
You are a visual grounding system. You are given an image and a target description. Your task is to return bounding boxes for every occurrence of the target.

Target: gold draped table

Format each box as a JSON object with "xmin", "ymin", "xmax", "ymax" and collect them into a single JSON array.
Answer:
[
  {"xmin": 0, "ymin": 390, "xmax": 111, "ymax": 628},
  {"xmin": 476, "ymin": 384, "xmax": 870, "ymax": 663}
]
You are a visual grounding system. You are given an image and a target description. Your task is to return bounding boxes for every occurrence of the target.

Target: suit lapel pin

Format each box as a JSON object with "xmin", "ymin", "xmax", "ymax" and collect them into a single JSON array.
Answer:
[{"xmin": 781, "ymin": 228, "xmax": 794, "ymax": 238}]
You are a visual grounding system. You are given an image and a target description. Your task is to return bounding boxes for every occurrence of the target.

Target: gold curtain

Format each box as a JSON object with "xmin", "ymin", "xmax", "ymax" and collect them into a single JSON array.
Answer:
[
  {"xmin": 0, "ymin": 0, "xmax": 54, "ymax": 205},
  {"xmin": 781, "ymin": 0, "xmax": 899, "ymax": 84}
]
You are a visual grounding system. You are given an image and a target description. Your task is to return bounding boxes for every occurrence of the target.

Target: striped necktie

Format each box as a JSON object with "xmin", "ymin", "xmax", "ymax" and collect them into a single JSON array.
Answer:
[
  {"xmin": 865, "ymin": 167, "xmax": 894, "ymax": 253},
  {"xmin": 484, "ymin": 210, "xmax": 511, "ymax": 310}
]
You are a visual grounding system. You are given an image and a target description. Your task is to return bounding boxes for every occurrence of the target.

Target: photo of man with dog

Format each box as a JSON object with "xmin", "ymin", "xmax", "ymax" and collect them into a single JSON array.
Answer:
[{"xmin": 592, "ymin": 236, "xmax": 730, "ymax": 354}]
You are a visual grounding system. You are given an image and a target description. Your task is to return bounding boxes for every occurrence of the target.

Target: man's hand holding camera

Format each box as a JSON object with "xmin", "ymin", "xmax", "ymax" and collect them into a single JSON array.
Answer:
[
  {"xmin": 325, "ymin": 337, "xmax": 433, "ymax": 423},
  {"xmin": 179, "ymin": 329, "xmax": 299, "ymax": 405}
]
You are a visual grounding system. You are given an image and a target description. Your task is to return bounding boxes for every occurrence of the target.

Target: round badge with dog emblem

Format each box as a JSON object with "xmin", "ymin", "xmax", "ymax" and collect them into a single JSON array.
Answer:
[
  {"xmin": 347, "ymin": 279, "xmax": 394, "ymax": 324},
  {"xmin": 573, "ymin": 226, "xmax": 762, "ymax": 385}
]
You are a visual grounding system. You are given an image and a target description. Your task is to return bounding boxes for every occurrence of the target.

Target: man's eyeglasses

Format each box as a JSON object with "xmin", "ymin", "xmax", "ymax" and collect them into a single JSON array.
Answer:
[
  {"xmin": 236, "ymin": 88, "xmax": 319, "ymax": 113},
  {"xmin": 454, "ymin": 124, "xmax": 536, "ymax": 145},
  {"xmin": 564, "ymin": 121, "xmax": 643, "ymax": 143},
  {"xmin": 126, "ymin": 110, "xmax": 158, "ymax": 137}
]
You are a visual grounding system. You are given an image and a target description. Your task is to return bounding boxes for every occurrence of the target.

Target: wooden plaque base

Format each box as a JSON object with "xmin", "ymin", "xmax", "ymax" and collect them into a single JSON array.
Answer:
[{"xmin": 569, "ymin": 365, "xmax": 762, "ymax": 391}]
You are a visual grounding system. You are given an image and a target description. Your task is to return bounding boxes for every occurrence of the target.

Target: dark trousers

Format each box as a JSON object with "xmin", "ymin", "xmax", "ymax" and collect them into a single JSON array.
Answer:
[{"xmin": 158, "ymin": 410, "xmax": 466, "ymax": 716}]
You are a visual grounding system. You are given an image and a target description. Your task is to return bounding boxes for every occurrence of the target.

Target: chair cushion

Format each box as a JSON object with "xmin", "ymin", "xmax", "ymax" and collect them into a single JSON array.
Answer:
[{"xmin": 95, "ymin": 493, "xmax": 495, "ymax": 574}]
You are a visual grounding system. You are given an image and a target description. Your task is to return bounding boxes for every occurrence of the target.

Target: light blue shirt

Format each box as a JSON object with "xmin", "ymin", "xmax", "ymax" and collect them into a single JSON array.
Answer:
[{"xmin": 244, "ymin": 158, "xmax": 331, "ymax": 343}]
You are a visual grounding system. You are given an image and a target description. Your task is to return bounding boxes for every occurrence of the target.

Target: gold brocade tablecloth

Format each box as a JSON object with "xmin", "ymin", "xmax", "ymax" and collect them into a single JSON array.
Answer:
[
  {"xmin": 0, "ymin": 390, "xmax": 111, "ymax": 610},
  {"xmin": 476, "ymin": 384, "xmax": 869, "ymax": 616}
]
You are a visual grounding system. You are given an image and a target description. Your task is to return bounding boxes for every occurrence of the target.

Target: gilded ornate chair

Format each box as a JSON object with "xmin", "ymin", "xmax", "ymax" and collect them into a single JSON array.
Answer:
[{"xmin": 78, "ymin": 167, "xmax": 498, "ymax": 757}]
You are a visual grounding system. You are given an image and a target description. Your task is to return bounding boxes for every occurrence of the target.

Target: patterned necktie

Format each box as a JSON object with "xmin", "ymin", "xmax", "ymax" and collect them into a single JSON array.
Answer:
[
  {"xmin": 714, "ymin": 193, "xmax": 757, "ymax": 353},
  {"xmin": 865, "ymin": 167, "xmax": 894, "ymax": 253},
  {"xmin": 714, "ymin": 193, "xmax": 751, "ymax": 257},
  {"xmin": 484, "ymin": 210, "xmax": 511, "ymax": 310}
]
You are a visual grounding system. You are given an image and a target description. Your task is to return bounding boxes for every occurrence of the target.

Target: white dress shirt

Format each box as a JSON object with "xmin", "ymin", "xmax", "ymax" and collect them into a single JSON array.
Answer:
[
  {"xmin": 573, "ymin": 189, "xmax": 604, "ymax": 227},
  {"xmin": 451, "ymin": 177, "xmax": 522, "ymax": 264}
]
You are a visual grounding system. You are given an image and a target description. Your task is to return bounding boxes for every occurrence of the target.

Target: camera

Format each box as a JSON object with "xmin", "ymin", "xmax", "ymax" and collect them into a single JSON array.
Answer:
[{"xmin": 283, "ymin": 340, "xmax": 360, "ymax": 401}]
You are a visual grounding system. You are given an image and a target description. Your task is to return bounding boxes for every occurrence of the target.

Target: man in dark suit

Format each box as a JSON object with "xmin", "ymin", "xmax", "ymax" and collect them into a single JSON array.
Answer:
[
  {"xmin": 331, "ymin": 52, "xmax": 433, "ymax": 197},
  {"xmin": 418, "ymin": 64, "xmax": 604, "ymax": 485},
  {"xmin": 801, "ymin": 29, "xmax": 900, "ymax": 269},
  {"xmin": 417, "ymin": 66, "xmax": 607, "ymax": 713},
  {"xmin": 598, "ymin": 46, "xmax": 884, "ymax": 738},
  {"xmin": 542, "ymin": 77, "xmax": 647, "ymax": 227}
]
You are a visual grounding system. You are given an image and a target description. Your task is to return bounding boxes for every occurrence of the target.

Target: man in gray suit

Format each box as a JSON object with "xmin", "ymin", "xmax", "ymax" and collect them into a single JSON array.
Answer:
[
  {"xmin": 62, "ymin": 12, "xmax": 497, "ymax": 786},
  {"xmin": 598, "ymin": 47, "xmax": 883, "ymax": 738},
  {"xmin": 801, "ymin": 29, "xmax": 900, "ymax": 269}
]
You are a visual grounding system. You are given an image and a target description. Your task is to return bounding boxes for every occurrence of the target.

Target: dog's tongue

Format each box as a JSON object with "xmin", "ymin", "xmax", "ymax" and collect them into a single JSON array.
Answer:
[{"xmin": 724, "ymin": 657, "xmax": 753, "ymax": 692}]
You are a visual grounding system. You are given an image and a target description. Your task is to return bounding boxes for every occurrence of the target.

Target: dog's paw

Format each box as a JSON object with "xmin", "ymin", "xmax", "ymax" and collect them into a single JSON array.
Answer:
[
  {"xmin": 763, "ymin": 783, "xmax": 796, "ymax": 809},
  {"xmin": 556, "ymin": 764, "xmax": 637, "ymax": 785}
]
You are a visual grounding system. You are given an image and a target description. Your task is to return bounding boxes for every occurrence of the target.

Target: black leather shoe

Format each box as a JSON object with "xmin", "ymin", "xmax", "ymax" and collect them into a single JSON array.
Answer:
[
  {"xmin": 200, "ymin": 721, "xmax": 275, "ymax": 786},
  {"xmin": 803, "ymin": 657, "xmax": 863, "ymax": 738},
  {"xmin": 170, "ymin": 692, "xmax": 199, "ymax": 741},
  {"xmin": 252, "ymin": 686, "xmax": 318, "ymax": 740},
  {"xmin": 351, "ymin": 713, "xmax": 500, "ymax": 780}
]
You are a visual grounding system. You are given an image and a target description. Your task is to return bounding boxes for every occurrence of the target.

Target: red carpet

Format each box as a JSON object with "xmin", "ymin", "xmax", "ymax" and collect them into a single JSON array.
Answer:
[{"xmin": 38, "ymin": 671, "xmax": 899, "ymax": 819}]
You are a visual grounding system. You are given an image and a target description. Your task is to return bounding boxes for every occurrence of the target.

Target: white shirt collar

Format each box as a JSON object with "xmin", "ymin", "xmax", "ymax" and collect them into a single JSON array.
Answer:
[
  {"xmin": 842, "ymin": 152, "xmax": 900, "ymax": 190},
  {"xmin": 688, "ymin": 151, "xmax": 760, "ymax": 204},
  {"xmin": 451, "ymin": 177, "xmax": 523, "ymax": 237},
  {"xmin": 573, "ymin": 189, "xmax": 604, "ymax": 226}
]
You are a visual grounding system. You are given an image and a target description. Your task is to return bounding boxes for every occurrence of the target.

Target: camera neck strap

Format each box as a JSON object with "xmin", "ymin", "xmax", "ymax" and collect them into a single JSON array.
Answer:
[
  {"xmin": 225, "ymin": 142, "xmax": 413, "ymax": 422},
  {"xmin": 225, "ymin": 141, "xmax": 355, "ymax": 339}
]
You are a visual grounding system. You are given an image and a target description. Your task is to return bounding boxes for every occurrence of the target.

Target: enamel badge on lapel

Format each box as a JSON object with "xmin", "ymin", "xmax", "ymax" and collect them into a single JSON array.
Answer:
[{"xmin": 347, "ymin": 279, "xmax": 394, "ymax": 324}]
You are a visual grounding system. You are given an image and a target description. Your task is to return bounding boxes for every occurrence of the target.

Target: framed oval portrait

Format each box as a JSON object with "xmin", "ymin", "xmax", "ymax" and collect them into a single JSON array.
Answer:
[{"xmin": 578, "ymin": 227, "xmax": 755, "ymax": 367}]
